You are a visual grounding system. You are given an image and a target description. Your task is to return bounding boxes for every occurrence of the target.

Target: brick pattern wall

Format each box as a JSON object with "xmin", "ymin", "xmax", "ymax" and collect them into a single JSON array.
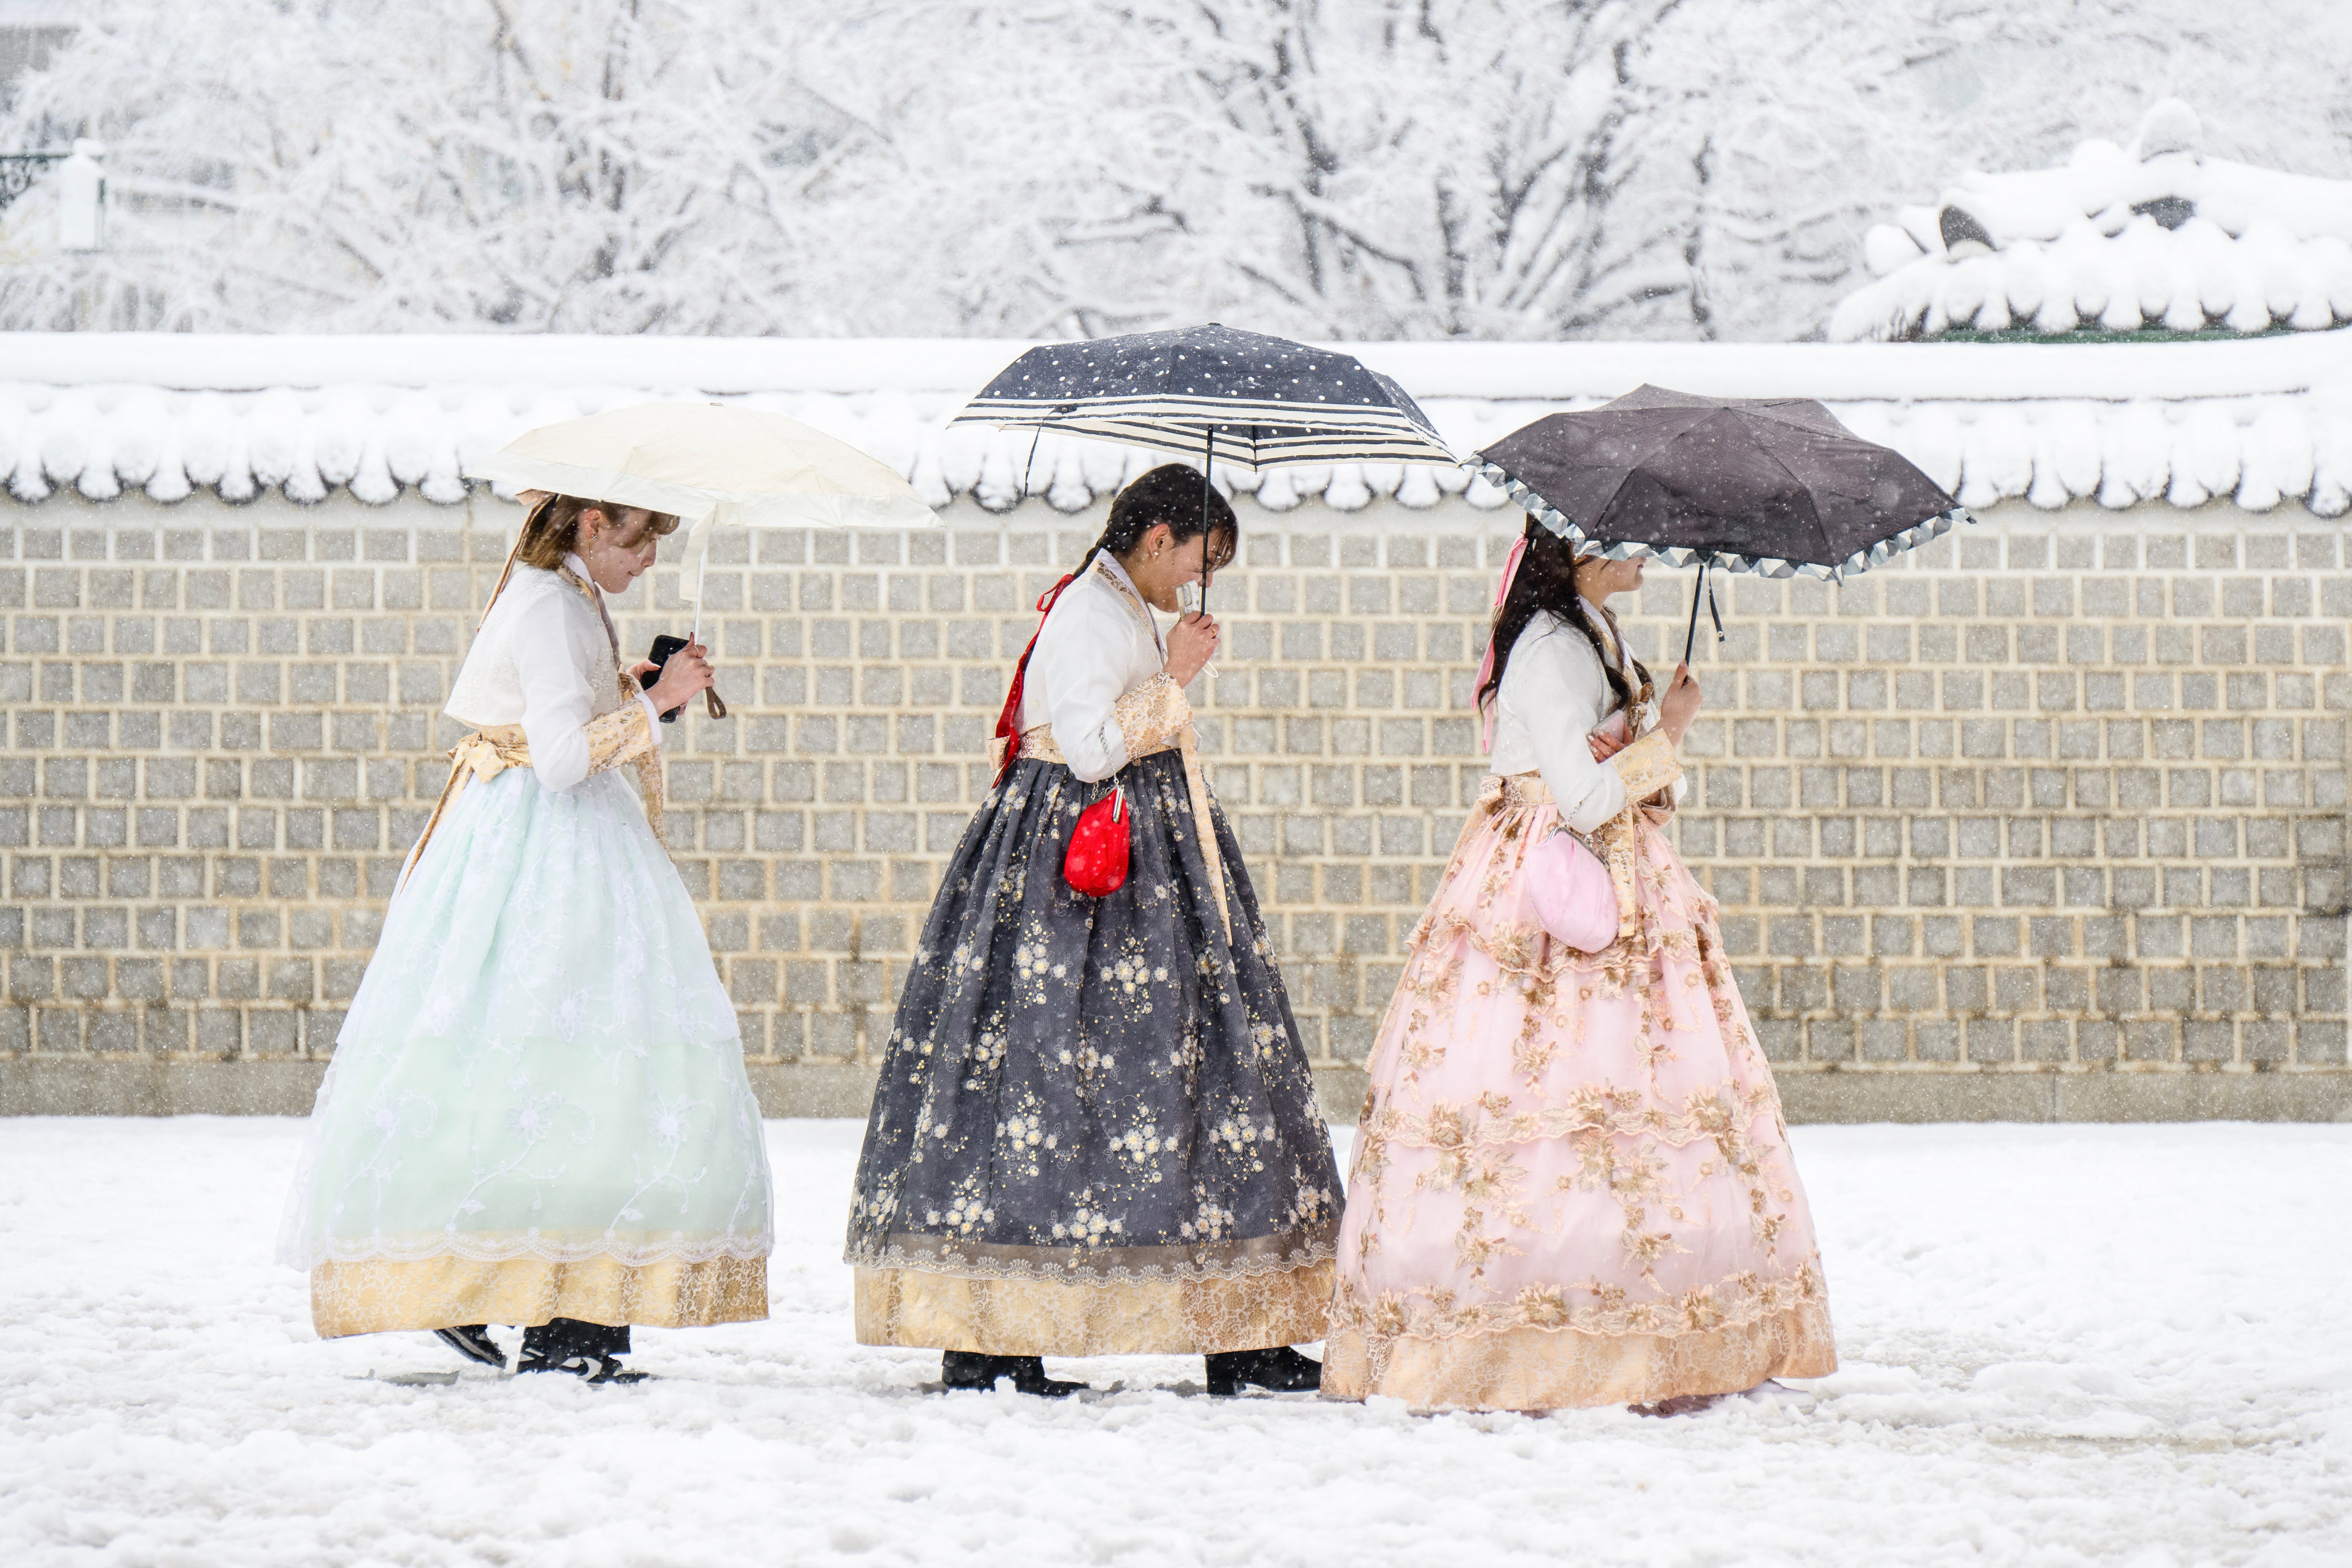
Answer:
[{"xmin": 1, "ymin": 491, "xmax": 2345, "ymax": 1108}]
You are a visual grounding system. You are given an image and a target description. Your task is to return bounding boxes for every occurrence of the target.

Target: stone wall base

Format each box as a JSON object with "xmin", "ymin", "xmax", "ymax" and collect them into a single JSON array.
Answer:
[{"xmin": 7, "ymin": 1058, "xmax": 2352, "ymax": 1124}]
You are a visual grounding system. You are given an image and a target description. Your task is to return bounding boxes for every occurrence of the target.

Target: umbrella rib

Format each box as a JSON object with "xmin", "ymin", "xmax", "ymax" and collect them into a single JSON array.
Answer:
[{"xmin": 1738, "ymin": 429, "xmax": 1835, "ymax": 566}]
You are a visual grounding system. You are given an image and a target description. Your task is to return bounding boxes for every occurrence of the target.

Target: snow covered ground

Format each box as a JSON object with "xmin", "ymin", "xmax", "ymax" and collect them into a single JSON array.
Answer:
[{"xmin": 2, "ymin": 1118, "xmax": 2348, "ymax": 1568}]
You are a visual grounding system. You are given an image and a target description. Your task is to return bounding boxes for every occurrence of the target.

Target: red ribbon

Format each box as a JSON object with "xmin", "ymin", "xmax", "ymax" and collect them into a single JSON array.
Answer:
[{"xmin": 992, "ymin": 572, "xmax": 1076, "ymax": 786}]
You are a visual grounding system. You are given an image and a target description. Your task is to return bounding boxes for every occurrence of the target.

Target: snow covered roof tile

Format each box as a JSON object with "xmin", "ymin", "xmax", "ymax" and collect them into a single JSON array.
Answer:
[
  {"xmin": 1832, "ymin": 101, "xmax": 2352, "ymax": 344},
  {"xmin": 1, "ymin": 329, "xmax": 2349, "ymax": 518}
]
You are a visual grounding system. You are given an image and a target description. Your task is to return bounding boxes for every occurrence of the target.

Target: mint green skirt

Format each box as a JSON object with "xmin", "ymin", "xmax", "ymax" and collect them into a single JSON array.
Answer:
[{"xmin": 277, "ymin": 767, "xmax": 772, "ymax": 1331}]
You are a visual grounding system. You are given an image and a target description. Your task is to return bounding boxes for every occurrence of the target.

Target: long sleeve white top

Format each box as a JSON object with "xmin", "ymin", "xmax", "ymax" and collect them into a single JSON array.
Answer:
[
  {"xmin": 1015, "ymin": 554, "xmax": 1169, "ymax": 784},
  {"xmin": 1488, "ymin": 605, "xmax": 1675, "ymax": 835},
  {"xmin": 443, "ymin": 555, "xmax": 665, "ymax": 793}
]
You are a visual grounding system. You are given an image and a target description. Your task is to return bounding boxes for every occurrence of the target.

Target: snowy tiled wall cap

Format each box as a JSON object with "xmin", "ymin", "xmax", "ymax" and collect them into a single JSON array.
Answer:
[
  {"xmin": 2, "ymin": 335, "xmax": 2350, "ymax": 518},
  {"xmin": 1833, "ymin": 99, "xmax": 2352, "ymax": 343}
]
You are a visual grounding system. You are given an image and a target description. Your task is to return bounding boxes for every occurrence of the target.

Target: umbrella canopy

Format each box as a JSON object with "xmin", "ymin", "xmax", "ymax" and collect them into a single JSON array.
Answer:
[
  {"xmin": 467, "ymin": 402, "xmax": 938, "ymax": 533},
  {"xmin": 1473, "ymin": 384, "xmax": 1967, "ymax": 582},
  {"xmin": 467, "ymin": 401, "xmax": 937, "ymax": 637},
  {"xmin": 953, "ymin": 323, "xmax": 1457, "ymax": 471}
]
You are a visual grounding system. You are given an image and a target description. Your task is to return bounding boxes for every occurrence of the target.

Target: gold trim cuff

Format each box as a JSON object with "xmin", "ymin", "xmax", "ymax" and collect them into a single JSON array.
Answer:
[
  {"xmin": 584, "ymin": 699, "xmax": 658, "ymax": 777},
  {"xmin": 1610, "ymin": 729, "xmax": 1682, "ymax": 802},
  {"xmin": 1113, "ymin": 671, "xmax": 1192, "ymax": 756}
]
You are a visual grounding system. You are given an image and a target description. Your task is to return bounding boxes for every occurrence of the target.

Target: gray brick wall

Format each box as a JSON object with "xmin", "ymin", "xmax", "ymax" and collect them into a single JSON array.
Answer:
[{"xmin": 3, "ymin": 488, "xmax": 2346, "ymax": 1118}]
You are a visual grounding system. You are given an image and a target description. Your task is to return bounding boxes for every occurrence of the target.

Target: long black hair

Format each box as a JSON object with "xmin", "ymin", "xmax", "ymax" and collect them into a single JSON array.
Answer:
[
  {"xmin": 1476, "ymin": 519, "xmax": 1650, "ymax": 720},
  {"xmin": 1071, "ymin": 464, "xmax": 1239, "ymax": 585}
]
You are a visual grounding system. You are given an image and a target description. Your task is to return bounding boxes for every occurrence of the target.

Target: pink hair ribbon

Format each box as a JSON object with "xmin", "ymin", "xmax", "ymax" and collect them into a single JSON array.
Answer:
[{"xmin": 1473, "ymin": 530, "xmax": 1531, "ymax": 752}]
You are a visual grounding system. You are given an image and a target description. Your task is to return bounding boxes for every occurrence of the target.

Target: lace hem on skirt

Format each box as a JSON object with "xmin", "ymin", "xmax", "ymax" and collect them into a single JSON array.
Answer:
[
  {"xmin": 309, "ymin": 1254, "xmax": 769, "ymax": 1337},
  {"xmin": 288, "ymin": 1228, "xmax": 775, "ymax": 1270},
  {"xmin": 1323, "ymin": 1297, "xmax": 1835, "ymax": 1410},
  {"xmin": 854, "ymin": 1260, "xmax": 1333, "ymax": 1356},
  {"xmin": 848, "ymin": 1230, "xmax": 1335, "ymax": 1287}
]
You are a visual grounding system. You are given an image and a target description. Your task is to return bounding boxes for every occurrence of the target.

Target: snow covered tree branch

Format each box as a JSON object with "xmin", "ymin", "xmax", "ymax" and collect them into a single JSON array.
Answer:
[{"xmin": 0, "ymin": 0, "xmax": 2343, "ymax": 339}]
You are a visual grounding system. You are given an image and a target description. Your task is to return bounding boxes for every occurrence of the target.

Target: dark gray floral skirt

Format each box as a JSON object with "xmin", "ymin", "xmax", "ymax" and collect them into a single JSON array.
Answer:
[{"xmin": 845, "ymin": 751, "xmax": 1342, "ymax": 1356}]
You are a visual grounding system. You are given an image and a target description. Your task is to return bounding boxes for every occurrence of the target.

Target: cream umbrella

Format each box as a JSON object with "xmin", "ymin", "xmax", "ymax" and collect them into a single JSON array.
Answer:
[{"xmin": 468, "ymin": 400, "xmax": 940, "ymax": 646}]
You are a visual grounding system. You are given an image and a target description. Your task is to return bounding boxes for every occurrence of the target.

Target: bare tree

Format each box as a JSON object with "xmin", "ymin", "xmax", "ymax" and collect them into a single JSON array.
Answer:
[{"xmin": 1, "ymin": 0, "xmax": 2344, "ymax": 339}]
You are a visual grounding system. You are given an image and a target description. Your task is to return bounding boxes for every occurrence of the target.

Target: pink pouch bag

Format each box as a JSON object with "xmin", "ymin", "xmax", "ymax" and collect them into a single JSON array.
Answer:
[{"xmin": 1524, "ymin": 826, "xmax": 1619, "ymax": 953}]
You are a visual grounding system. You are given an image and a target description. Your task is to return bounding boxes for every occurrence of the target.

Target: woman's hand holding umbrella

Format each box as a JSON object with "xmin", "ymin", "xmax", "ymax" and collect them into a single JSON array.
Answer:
[
  {"xmin": 1587, "ymin": 663, "xmax": 1702, "ymax": 760},
  {"xmin": 1165, "ymin": 610, "xmax": 1221, "ymax": 688},
  {"xmin": 1658, "ymin": 664, "xmax": 1703, "ymax": 743}
]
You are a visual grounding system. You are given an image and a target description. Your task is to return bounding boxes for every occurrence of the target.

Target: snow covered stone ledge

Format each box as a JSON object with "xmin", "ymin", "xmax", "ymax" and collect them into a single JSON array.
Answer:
[{"xmin": 1, "ymin": 332, "xmax": 2349, "ymax": 519}]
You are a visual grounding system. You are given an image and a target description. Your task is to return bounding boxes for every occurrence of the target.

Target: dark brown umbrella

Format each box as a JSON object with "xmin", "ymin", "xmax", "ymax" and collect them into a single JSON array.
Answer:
[{"xmin": 1473, "ymin": 384, "xmax": 1970, "ymax": 660}]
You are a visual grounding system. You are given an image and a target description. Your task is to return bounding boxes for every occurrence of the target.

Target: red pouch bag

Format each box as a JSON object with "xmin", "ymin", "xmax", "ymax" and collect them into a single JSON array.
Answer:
[{"xmin": 1064, "ymin": 784, "xmax": 1130, "ymax": 897}]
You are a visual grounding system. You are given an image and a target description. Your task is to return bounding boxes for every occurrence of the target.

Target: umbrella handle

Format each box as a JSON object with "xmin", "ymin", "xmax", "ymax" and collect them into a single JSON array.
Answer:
[
  {"xmin": 1199, "ymin": 427, "xmax": 1214, "ymax": 618},
  {"xmin": 1682, "ymin": 560, "xmax": 1705, "ymax": 667},
  {"xmin": 1680, "ymin": 559, "xmax": 1724, "ymax": 667},
  {"xmin": 690, "ymin": 536, "xmax": 708, "ymax": 648}
]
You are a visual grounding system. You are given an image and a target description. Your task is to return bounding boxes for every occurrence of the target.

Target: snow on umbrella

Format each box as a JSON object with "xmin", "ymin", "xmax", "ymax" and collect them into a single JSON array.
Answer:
[
  {"xmin": 467, "ymin": 400, "xmax": 939, "ymax": 713},
  {"xmin": 1473, "ymin": 384, "xmax": 1971, "ymax": 662},
  {"xmin": 952, "ymin": 323, "xmax": 1457, "ymax": 608}
]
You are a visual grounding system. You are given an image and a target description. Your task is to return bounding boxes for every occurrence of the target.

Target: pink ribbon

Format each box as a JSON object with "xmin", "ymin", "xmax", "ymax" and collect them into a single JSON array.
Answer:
[{"xmin": 1474, "ymin": 530, "xmax": 1531, "ymax": 753}]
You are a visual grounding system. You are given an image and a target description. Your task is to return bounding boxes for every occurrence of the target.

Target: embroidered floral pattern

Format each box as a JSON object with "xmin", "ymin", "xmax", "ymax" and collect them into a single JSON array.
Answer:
[
  {"xmin": 846, "ymin": 749, "xmax": 1340, "ymax": 1355},
  {"xmin": 278, "ymin": 765, "xmax": 773, "ymax": 1287},
  {"xmin": 1326, "ymin": 774, "xmax": 1836, "ymax": 1409}
]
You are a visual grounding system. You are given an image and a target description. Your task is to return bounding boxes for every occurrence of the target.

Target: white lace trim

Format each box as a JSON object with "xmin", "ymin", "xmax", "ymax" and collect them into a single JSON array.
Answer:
[
  {"xmin": 289, "ymin": 1229, "xmax": 773, "ymax": 1270},
  {"xmin": 846, "ymin": 1235, "xmax": 1337, "ymax": 1287}
]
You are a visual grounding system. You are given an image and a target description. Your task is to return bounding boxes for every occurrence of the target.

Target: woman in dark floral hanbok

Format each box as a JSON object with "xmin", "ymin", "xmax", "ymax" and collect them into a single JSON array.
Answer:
[{"xmin": 845, "ymin": 466, "xmax": 1340, "ymax": 1397}]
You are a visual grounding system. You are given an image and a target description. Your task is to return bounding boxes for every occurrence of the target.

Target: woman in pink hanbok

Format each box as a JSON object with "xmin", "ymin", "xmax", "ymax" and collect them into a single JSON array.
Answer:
[{"xmin": 1325, "ymin": 523, "xmax": 1836, "ymax": 1412}]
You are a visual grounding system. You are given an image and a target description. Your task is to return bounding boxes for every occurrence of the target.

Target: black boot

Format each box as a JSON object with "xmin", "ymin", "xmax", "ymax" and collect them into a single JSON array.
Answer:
[
  {"xmin": 940, "ymin": 1351, "xmax": 1084, "ymax": 1398},
  {"xmin": 518, "ymin": 1318, "xmax": 645, "ymax": 1384},
  {"xmin": 1206, "ymin": 1346, "xmax": 1322, "ymax": 1396},
  {"xmin": 432, "ymin": 1325, "xmax": 505, "ymax": 1369}
]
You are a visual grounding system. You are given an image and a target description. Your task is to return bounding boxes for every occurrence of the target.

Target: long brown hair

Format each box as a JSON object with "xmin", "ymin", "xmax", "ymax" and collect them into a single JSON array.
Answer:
[
  {"xmin": 514, "ymin": 493, "xmax": 680, "ymax": 572},
  {"xmin": 1476, "ymin": 520, "xmax": 1650, "ymax": 720}
]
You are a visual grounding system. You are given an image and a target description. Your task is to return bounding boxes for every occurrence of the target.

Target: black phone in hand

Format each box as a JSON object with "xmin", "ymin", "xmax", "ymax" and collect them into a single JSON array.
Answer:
[{"xmin": 641, "ymin": 634, "xmax": 690, "ymax": 723}]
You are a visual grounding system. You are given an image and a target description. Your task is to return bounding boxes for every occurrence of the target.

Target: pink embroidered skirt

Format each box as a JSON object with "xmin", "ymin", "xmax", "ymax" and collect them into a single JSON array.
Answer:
[{"xmin": 1325, "ymin": 774, "xmax": 1836, "ymax": 1409}]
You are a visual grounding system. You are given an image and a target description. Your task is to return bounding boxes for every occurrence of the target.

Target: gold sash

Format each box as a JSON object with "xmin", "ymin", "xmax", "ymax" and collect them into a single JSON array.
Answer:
[
  {"xmin": 1016, "ymin": 720, "xmax": 1232, "ymax": 943},
  {"xmin": 399, "ymin": 563, "xmax": 668, "ymax": 890}
]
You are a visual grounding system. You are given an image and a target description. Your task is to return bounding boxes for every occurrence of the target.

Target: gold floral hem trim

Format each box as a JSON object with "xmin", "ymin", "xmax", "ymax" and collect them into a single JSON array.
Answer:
[
  {"xmin": 854, "ymin": 1261, "xmax": 1333, "ymax": 1356},
  {"xmin": 1331, "ymin": 1256, "xmax": 1830, "ymax": 1343},
  {"xmin": 309, "ymin": 1254, "xmax": 768, "ymax": 1338},
  {"xmin": 1322, "ymin": 1297, "xmax": 1836, "ymax": 1410}
]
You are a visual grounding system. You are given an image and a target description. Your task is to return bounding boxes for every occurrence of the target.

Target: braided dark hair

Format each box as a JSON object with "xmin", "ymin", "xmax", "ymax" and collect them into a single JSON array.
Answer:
[
  {"xmin": 1071, "ymin": 464, "xmax": 1239, "ymax": 583},
  {"xmin": 1476, "ymin": 519, "xmax": 1650, "ymax": 721}
]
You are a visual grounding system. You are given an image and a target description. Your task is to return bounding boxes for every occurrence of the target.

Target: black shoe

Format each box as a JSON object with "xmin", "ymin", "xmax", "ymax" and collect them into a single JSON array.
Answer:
[
  {"xmin": 432, "ymin": 1325, "xmax": 505, "ymax": 1369},
  {"xmin": 940, "ymin": 1351, "xmax": 1084, "ymax": 1398},
  {"xmin": 517, "ymin": 1317, "xmax": 639, "ymax": 1382},
  {"xmin": 517, "ymin": 1349, "xmax": 649, "ymax": 1384},
  {"xmin": 1206, "ymin": 1346, "xmax": 1322, "ymax": 1396}
]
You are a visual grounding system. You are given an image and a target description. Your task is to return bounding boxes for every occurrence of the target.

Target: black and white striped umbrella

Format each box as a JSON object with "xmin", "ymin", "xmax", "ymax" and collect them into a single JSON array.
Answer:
[{"xmin": 952, "ymin": 323, "xmax": 1457, "ymax": 471}]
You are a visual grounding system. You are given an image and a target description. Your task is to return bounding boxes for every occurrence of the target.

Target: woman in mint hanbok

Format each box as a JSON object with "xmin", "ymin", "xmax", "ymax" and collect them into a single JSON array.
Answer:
[{"xmin": 278, "ymin": 494, "xmax": 773, "ymax": 1382}]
